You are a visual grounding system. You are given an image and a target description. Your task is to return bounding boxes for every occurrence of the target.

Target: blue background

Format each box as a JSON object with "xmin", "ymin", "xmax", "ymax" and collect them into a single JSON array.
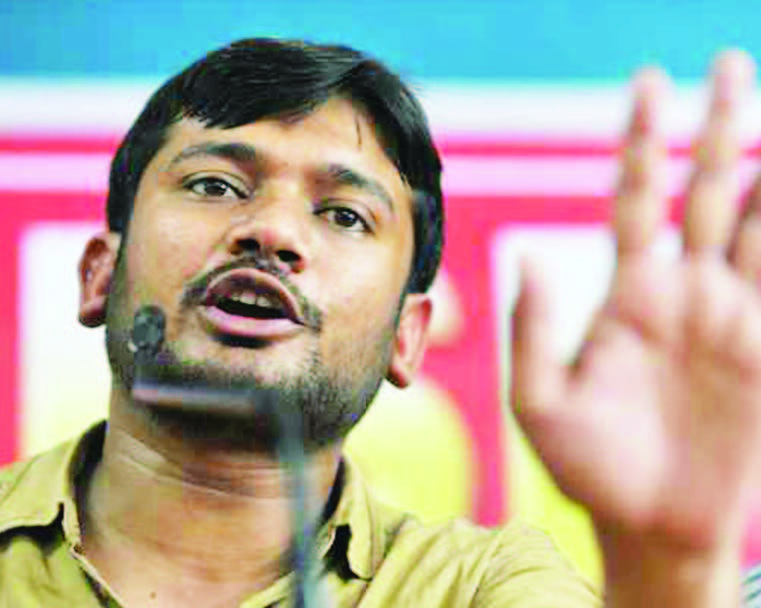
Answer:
[{"xmin": 0, "ymin": 1, "xmax": 754, "ymax": 81}]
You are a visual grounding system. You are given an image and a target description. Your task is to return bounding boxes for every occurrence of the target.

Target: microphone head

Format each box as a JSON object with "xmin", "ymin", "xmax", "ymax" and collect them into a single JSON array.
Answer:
[{"xmin": 130, "ymin": 305, "xmax": 166, "ymax": 357}]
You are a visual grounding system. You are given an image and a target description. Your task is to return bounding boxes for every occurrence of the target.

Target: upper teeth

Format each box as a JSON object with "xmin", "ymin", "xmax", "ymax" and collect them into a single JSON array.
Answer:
[{"xmin": 232, "ymin": 293, "xmax": 279, "ymax": 309}]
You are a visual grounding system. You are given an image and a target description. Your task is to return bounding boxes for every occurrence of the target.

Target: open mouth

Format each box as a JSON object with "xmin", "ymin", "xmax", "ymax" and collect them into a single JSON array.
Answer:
[
  {"xmin": 214, "ymin": 291, "xmax": 289, "ymax": 320},
  {"xmin": 197, "ymin": 268, "xmax": 305, "ymax": 340}
]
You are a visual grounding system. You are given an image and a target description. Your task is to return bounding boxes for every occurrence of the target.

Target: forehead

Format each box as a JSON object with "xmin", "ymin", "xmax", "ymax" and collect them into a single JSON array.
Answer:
[{"xmin": 151, "ymin": 98, "xmax": 411, "ymax": 205}]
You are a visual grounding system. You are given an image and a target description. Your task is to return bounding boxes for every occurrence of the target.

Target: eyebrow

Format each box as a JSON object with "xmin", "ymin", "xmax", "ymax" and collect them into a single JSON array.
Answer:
[
  {"xmin": 167, "ymin": 142, "xmax": 259, "ymax": 169},
  {"xmin": 324, "ymin": 164, "xmax": 395, "ymax": 214}
]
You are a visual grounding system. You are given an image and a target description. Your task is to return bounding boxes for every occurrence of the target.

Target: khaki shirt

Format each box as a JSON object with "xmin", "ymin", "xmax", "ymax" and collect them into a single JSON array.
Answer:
[{"xmin": 0, "ymin": 423, "xmax": 599, "ymax": 607}]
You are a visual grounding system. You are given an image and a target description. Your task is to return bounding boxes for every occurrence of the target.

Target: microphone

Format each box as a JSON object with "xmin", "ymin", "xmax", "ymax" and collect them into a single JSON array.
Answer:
[{"xmin": 128, "ymin": 305, "xmax": 329, "ymax": 608}]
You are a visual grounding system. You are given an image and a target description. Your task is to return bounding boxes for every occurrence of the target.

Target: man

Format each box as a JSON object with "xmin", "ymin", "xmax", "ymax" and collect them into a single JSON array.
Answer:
[{"xmin": 0, "ymin": 37, "xmax": 759, "ymax": 607}]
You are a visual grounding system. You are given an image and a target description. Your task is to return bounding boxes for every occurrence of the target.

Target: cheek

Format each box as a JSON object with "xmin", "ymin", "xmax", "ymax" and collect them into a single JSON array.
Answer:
[
  {"xmin": 318, "ymin": 284, "xmax": 400, "ymax": 375},
  {"xmin": 125, "ymin": 208, "xmax": 215, "ymax": 302},
  {"xmin": 323, "ymin": 277, "xmax": 400, "ymax": 342},
  {"xmin": 316, "ymin": 240, "xmax": 410, "ymax": 320}
]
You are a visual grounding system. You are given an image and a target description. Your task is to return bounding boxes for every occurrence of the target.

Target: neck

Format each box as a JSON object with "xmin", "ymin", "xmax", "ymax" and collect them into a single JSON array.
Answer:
[{"xmin": 81, "ymin": 386, "xmax": 343, "ymax": 605}]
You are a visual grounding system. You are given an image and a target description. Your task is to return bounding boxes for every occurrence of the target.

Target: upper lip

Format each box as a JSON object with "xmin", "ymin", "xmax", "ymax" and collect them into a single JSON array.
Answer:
[{"xmin": 201, "ymin": 268, "xmax": 304, "ymax": 325}]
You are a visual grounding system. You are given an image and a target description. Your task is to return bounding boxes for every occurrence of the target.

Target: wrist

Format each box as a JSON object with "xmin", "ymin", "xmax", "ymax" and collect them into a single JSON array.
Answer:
[{"xmin": 597, "ymin": 523, "xmax": 742, "ymax": 608}]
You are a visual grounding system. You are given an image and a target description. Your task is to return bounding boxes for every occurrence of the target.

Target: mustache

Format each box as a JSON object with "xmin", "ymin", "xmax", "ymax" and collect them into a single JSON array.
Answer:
[{"xmin": 180, "ymin": 254, "xmax": 323, "ymax": 331}]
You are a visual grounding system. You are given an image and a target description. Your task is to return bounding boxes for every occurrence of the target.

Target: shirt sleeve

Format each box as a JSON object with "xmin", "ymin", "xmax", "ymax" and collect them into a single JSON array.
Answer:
[
  {"xmin": 744, "ymin": 564, "xmax": 761, "ymax": 607},
  {"xmin": 472, "ymin": 522, "xmax": 602, "ymax": 608}
]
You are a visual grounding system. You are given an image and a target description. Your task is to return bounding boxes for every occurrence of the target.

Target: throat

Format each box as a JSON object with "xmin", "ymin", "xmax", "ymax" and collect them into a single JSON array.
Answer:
[
  {"xmin": 80, "ymin": 421, "xmax": 345, "ymax": 602},
  {"xmin": 83, "ymin": 464, "xmax": 297, "ymax": 586}
]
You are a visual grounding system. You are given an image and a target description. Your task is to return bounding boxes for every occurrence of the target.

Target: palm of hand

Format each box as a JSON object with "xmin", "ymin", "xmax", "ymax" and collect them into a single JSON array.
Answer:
[
  {"xmin": 511, "ymin": 53, "xmax": 761, "ymax": 552},
  {"xmin": 551, "ymin": 255, "xmax": 761, "ymax": 546}
]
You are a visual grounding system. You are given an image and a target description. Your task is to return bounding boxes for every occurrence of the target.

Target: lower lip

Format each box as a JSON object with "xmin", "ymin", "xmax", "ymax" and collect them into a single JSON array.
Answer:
[{"xmin": 197, "ymin": 306, "xmax": 304, "ymax": 340}]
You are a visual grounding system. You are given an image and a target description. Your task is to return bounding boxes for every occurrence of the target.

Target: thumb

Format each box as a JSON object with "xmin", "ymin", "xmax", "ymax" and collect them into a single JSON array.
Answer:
[{"xmin": 510, "ymin": 257, "xmax": 566, "ymax": 428}]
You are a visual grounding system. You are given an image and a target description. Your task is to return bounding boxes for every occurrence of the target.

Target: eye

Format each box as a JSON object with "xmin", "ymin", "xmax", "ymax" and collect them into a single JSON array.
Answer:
[
  {"xmin": 319, "ymin": 207, "xmax": 371, "ymax": 233},
  {"xmin": 184, "ymin": 176, "xmax": 246, "ymax": 200}
]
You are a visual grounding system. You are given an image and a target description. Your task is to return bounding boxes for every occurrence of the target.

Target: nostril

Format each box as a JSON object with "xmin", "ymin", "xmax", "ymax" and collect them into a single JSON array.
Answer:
[
  {"xmin": 237, "ymin": 238, "xmax": 260, "ymax": 254},
  {"xmin": 277, "ymin": 250, "xmax": 301, "ymax": 264}
]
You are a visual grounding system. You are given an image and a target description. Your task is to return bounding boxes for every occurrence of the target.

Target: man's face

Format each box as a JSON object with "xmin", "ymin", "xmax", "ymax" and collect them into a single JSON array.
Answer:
[{"xmin": 99, "ymin": 97, "xmax": 426, "ymax": 449}]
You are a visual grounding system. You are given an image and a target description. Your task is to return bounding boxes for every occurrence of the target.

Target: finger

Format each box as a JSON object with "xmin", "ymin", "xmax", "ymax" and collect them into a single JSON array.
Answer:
[
  {"xmin": 726, "ymin": 279, "xmax": 761, "ymax": 382},
  {"xmin": 510, "ymin": 257, "xmax": 566, "ymax": 422},
  {"xmin": 730, "ymin": 174, "xmax": 761, "ymax": 284},
  {"xmin": 683, "ymin": 49, "xmax": 755, "ymax": 255},
  {"xmin": 606, "ymin": 259, "xmax": 685, "ymax": 351},
  {"xmin": 613, "ymin": 67, "xmax": 670, "ymax": 260}
]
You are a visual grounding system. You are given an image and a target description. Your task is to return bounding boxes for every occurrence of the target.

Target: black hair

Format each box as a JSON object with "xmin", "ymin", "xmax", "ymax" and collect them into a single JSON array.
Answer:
[{"xmin": 107, "ymin": 38, "xmax": 443, "ymax": 293}]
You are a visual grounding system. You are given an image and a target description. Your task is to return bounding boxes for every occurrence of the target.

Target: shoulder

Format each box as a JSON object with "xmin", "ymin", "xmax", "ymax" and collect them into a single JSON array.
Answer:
[
  {"xmin": 0, "ymin": 458, "xmax": 33, "ymax": 491},
  {"xmin": 469, "ymin": 520, "xmax": 600, "ymax": 607},
  {"xmin": 373, "ymin": 513, "xmax": 600, "ymax": 606},
  {"xmin": 0, "ymin": 442, "xmax": 69, "ymax": 501},
  {"xmin": 0, "ymin": 423, "xmax": 105, "ymax": 532},
  {"xmin": 388, "ymin": 514, "xmax": 583, "ymax": 570},
  {"xmin": 341, "ymin": 458, "xmax": 599, "ymax": 605},
  {"xmin": 0, "ymin": 439, "xmax": 99, "ymax": 608}
]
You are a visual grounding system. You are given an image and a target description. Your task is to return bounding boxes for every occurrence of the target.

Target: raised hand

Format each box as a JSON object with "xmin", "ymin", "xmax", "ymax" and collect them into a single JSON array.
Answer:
[{"xmin": 511, "ymin": 49, "xmax": 761, "ymax": 571}]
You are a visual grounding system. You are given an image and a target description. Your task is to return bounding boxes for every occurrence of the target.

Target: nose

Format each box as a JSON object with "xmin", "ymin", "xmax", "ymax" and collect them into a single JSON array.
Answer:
[{"xmin": 224, "ymin": 200, "xmax": 310, "ymax": 274}]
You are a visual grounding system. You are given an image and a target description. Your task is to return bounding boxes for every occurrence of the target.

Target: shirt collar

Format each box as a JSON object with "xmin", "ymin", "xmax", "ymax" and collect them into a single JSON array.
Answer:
[{"xmin": 323, "ymin": 456, "xmax": 404, "ymax": 580}]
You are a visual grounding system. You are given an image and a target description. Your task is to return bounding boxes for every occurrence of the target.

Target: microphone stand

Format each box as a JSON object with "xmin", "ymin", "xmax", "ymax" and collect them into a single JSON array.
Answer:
[{"xmin": 129, "ymin": 306, "xmax": 329, "ymax": 608}]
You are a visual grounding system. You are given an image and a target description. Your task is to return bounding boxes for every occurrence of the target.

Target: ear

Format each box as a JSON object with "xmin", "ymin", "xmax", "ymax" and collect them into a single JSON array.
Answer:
[
  {"xmin": 386, "ymin": 293, "xmax": 433, "ymax": 388},
  {"xmin": 78, "ymin": 232, "xmax": 121, "ymax": 328}
]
